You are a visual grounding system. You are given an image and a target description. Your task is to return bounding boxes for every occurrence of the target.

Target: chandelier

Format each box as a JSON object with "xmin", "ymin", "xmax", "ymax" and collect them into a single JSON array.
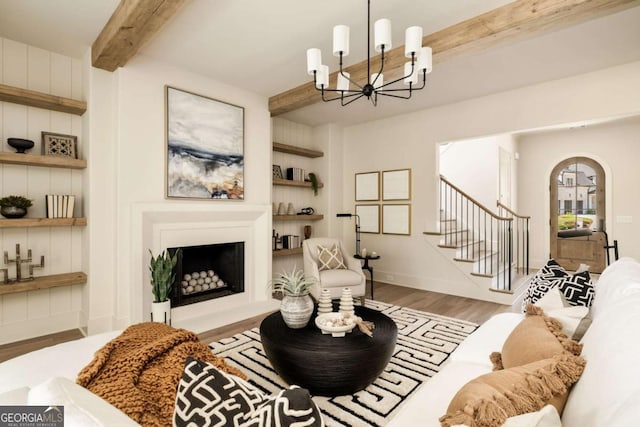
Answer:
[{"xmin": 306, "ymin": 0, "xmax": 432, "ymax": 107}]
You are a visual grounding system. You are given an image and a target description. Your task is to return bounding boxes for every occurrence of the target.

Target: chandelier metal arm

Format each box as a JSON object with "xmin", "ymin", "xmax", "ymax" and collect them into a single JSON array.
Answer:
[
  {"xmin": 377, "ymin": 91, "xmax": 413, "ymax": 100},
  {"xmin": 338, "ymin": 53, "xmax": 365, "ymax": 91}
]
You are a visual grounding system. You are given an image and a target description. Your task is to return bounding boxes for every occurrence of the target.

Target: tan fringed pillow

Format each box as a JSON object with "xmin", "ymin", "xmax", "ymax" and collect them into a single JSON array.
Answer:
[
  {"xmin": 490, "ymin": 304, "xmax": 582, "ymax": 371},
  {"xmin": 440, "ymin": 353, "xmax": 586, "ymax": 427},
  {"xmin": 317, "ymin": 244, "xmax": 347, "ymax": 271}
]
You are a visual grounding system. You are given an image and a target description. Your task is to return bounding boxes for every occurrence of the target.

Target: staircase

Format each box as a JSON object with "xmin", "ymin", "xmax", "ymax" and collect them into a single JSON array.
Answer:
[{"xmin": 425, "ymin": 176, "xmax": 530, "ymax": 296}]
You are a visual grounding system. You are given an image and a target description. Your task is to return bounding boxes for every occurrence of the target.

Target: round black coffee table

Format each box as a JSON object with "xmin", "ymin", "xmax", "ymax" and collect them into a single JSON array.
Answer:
[{"xmin": 260, "ymin": 305, "xmax": 397, "ymax": 396}]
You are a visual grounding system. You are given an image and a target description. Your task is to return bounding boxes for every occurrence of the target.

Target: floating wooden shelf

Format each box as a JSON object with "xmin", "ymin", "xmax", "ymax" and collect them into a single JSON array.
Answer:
[
  {"xmin": 0, "ymin": 84, "xmax": 87, "ymax": 116},
  {"xmin": 273, "ymin": 142, "xmax": 323, "ymax": 158},
  {"xmin": 273, "ymin": 178, "xmax": 324, "ymax": 188},
  {"xmin": 272, "ymin": 247, "xmax": 303, "ymax": 257},
  {"xmin": 273, "ymin": 214, "xmax": 324, "ymax": 221},
  {"xmin": 0, "ymin": 217, "xmax": 87, "ymax": 229},
  {"xmin": 0, "ymin": 272, "xmax": 87, "ymax": 296},
  {"xmin": 0, "ymin": 152, "xmax": 86, "ymax": 169}
]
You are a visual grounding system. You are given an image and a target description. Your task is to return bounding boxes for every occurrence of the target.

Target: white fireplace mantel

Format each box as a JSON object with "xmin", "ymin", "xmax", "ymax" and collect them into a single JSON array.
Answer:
[{"xmin": 130, "ymin": 202, "xmax": 278, "ymax": 332}]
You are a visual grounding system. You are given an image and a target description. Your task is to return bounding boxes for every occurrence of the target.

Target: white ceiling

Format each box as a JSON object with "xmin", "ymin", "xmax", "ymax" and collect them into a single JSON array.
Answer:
[{"xmin": 1, "ymin": 0, "xmax": 639, "ymax": 127}]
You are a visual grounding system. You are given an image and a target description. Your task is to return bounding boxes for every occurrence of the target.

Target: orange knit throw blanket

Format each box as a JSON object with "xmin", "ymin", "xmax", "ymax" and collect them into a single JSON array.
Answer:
[{"xmin": 77, "ymin": 322, "xmax": 245, "ymax": 427}]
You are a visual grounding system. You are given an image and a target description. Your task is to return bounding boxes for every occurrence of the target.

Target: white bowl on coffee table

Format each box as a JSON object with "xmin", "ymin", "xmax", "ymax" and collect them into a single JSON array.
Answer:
[{"xmin": 315, "ymin": 312, "xmax": 357, "ymax": 337}]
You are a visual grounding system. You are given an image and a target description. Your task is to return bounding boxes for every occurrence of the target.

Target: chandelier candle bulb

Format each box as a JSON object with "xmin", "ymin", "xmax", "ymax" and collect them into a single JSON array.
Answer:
[
  {"xmin": 417, "ymin": 46, "xmax": 433, "ymax": 73},
  {"xmin": 404, "ymin": 62, "xmax": 417, "ymax": 85},
  {"xmin": 405, "ymin": 26, "xmax": 423, "ymax": 57},
  {"xmin": 333, "ymin": 25, "xmax": 350, "ymax": 56},
  {"xmin": 316, "ymin": 64, "xmax": 329, "ymax": 89},
  {"xmin": 337, "ymin": 72, "xmax": 350, "ymax": 91},
  {"xmin": 374, "ymin": 18, "xmax": 392, "ymax": 52},
  {"xmin": 371, "ymin": 73, "xmax": 383, "ymax": 89},
  {"xmin": 306, "ymin": 48, "xmax": 321, "ymax": 74}
]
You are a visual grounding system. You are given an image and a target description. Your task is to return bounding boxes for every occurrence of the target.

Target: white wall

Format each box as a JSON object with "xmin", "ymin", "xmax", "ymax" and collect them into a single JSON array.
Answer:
[
  {"xmin": 340, "ymin": 61, "xmax": 640, "ymax": 298},
  {"xmin": 517, "ymin": 117, "xmax": 640, "ymax": 267},
  {"xmin": 83, "ymin": 54, "xmax": 272, "ymax": 332},
  {"xmin": 0, "ymin": 37, "xmax": 84, "ymax": 344}
]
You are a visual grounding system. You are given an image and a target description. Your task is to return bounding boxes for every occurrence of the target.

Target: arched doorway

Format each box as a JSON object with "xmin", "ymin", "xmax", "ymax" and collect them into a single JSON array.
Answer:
[{"xmin": 549, "ymin": 157, "xmax": 606, "ymax": 273}]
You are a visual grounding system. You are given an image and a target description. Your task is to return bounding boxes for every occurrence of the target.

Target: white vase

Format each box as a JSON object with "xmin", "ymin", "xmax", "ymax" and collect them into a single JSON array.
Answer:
[
  {"xmin": 280, "ymin": 294, "xmax": 314, "ymax": 329},
  {"xmin": 151, "ymin": 300, "xmax": 171, "ymax": 324}
]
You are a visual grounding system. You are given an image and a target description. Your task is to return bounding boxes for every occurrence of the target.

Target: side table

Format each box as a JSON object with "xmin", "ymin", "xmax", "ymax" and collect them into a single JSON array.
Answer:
[{"xmin": 354, "ymin": 254, "xmax": 380, "ymax": 299}]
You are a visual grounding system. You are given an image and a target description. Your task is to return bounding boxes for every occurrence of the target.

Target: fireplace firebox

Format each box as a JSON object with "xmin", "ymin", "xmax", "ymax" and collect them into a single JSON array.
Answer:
[{"xmin": 168, "ymin": 242, "xmax": 244, "ymax": 307}]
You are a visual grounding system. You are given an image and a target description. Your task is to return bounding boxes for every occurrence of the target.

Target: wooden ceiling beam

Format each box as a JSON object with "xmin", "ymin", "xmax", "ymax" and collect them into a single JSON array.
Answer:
[
  {"xmin": 269, "ymin": 0, "xmax": 640, "ymax": 116},
  {"xmin": 92, "ymin": 0, "xmax": 188, "ymax": 72}
]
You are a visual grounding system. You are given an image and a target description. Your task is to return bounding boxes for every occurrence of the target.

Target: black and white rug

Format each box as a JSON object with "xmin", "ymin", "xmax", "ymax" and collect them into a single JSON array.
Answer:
[{"xmin": 209, "ymin": 300, "xmax": 478, "ymax": 426}]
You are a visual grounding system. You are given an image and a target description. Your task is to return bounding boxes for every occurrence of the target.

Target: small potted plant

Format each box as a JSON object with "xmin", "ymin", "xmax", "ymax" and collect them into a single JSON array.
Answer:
[
  {"xmin": 269, "ymin": 266, "xmax": 317, "ymax": 329},
  {"xmin": 0, "ymin": 195, "xmax": 33, "ymax": 219},
  {"xmin": 149, "ymin": 249, "xmax": 179, "ymax": 324}
]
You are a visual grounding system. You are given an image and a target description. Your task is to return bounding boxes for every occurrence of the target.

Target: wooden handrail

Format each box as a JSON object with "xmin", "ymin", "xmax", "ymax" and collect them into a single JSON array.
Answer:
[
  {"xmin": 497, "ymin": 201, "xmax": 531, "ymax": 219},
  {"xmin": 440, "ymin": 175, "xmax": 512, "ymax": 221}
]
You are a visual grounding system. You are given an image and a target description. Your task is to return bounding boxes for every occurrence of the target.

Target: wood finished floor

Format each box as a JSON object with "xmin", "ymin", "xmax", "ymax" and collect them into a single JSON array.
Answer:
[{"xmin": 0, "ymin": 282, "xmax": 512, "ymax": 363}]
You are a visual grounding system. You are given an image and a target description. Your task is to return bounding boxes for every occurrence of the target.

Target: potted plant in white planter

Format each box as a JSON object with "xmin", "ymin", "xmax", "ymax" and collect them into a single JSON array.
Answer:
[
  {"xmin": 269, "ymin": 266, "xmax": 317, "ymax": 329},
  {"xmin": 149, "ymin": 249, "xmax": 179, "ymax": 324}
]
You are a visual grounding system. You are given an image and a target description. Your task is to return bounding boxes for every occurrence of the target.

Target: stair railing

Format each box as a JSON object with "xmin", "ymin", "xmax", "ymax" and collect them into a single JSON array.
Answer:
[
  {"xmin": 440, "ymin": 176, "xmax": 513, "ymax": 291},
  {"xmin": 497, "ymin": 201, "xmax": 530, "ymax": 277}
]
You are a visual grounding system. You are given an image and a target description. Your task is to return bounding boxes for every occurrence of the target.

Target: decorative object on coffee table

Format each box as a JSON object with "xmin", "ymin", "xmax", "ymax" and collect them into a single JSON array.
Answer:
[
  {"xmin": 0, "ymin": 195, "xmax": 33, "ymax": 219},
  {"xmin": 269, "ymin": 266, "xmax": 316, "ymax": 329},
  {"xmin": 7, "ymin": 138, "xmax": 35, "ymax": 154},
  {"xmin": 339, "ymin": 287, "xmax": 355, "ymax": 316},
  {"xmin": 315, "ymin": 312, "xmax": 357, "ymax": 337},
  {"xmin": 317, "ymin": 289, "xmax": 332, "ymax": 315},
  {"xmin": 260, "ymin": 305, "xmax": 398, "ymax": 396},
  {"xmin": 149, "ymin": 249, "xmax": 179, "ymax": 324}
]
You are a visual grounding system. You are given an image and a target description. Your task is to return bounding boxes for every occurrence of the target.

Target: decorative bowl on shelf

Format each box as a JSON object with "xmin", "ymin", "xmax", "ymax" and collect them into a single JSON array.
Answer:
[
  {"xmin": 7, "ymin": 138, "xmax": 35, "ymax": 154},
  {"xmin": 315, "ymin": 312, "xmax": 357, "ymax": 337}
]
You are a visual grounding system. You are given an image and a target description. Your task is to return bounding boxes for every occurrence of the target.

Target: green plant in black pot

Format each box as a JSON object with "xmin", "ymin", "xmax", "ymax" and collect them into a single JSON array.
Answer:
[{"xmin": 0, "ymin": 195, "xmax": 33, "ymax": 219}]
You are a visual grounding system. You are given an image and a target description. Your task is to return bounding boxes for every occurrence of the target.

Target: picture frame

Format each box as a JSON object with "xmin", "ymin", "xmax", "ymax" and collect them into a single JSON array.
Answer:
[
  {"xmin": 355, "ymin": 204, "xmax": 380, "ymax": 234},
  {"xmin": 355, "ymin": 171, "xmax": 380, "ymax": 201},
  {"xmin": 382, "ymin": 204, "xmax": 411, "ymax": 235},
  {"xmin": 165, "ymin": 86, "xmax": 244, "ymax": 200},
  {"xmin": 382, "ymin": 169, "xmax": 411, "ymax": 201},
  {"xmin": 273, "ymin": 165, "xmax": 284, "ymax": 179},
  {"xmin": 41, "ymin": 132, "xmax": 77, "ymax": 159}
]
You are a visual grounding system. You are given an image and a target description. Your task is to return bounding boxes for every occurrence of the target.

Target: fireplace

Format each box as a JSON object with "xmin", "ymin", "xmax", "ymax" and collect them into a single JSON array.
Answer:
[{"xmin": 168, "ymin": 242, "xmax": 244, "ymax": 307}]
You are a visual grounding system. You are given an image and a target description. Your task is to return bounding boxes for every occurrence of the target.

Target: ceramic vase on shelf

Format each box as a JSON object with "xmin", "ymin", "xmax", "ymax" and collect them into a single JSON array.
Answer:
[
  {"xmin": 317, "ymin": 289, "xmax": 333, "ymax": 315},
  {"xmin": 287, "ymin": 203, "xmax": 295, "ymax": 215},
  {"xmin": 280, "ymin": 294, "xmax": 314, "ymax": 329},
  {"xmin": 277, "ymin": 202, "xmax": 286, "ymax": 215},
  {"xmin": 304, "ymin": 225, "xmax": 312, "ymax": 240},
  {"xmin": 0, "ymin": 206, "xmax": 27, "ymax": 219},
  {"xmin": 151, "ymin": 300, "xmax": 171, "ymax": 325},
  {"xmin": 339, "ymin": 288, "xmax": 355, "ymax": 317}
]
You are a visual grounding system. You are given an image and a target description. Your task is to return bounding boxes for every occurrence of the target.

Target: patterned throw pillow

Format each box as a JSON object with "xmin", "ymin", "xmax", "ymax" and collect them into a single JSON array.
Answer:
[
  {"xmin": 174, "ymin": 357, "xmax": 324, "ymax": 427},
  {"xmin": 521, "ymin": 260, "xmax": 594, "ymax": 311},
  {"xmin": 317, "ymin": 244, "xmax": 346, "ymax": 271}
]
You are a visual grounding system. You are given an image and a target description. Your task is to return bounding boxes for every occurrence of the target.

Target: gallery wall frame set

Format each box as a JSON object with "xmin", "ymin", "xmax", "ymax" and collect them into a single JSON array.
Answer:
[
  {"xmin": 382, "ymin": 169, "xmax": 411, "ymax": 201},
  {"xmin": 382, "ymin": 204, "xmax": 411, "ymax": 235},
  {"xmin": 355, "ymin": 204, "xmax": 380, "ymax": 234},
  {"xmin": 165, "ymin": 86, "xmax": 244, "ymax": 200}
]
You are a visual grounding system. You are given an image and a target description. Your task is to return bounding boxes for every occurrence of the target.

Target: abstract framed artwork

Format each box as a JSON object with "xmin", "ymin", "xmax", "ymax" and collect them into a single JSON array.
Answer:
[
  {"xmin": 41, "ymin": 132, "xmax": 77, "ymax": 159},
  {"xmin": 165, "ymin": 86, "xmax": 244, "ymax": 200},
  {"xmin": 382, "ymin": 204, "xmax": 411, "ymax": 235},
  {"xmin": 382, "ymin": 168, "xmax": 411, "ymax": 201},
  {"xmin": 355, "ymin": 204, "xmax": 380, "ymax": 234},
  {"xmin": 355, "ymin": 171, "xmax": 380, "ymax": 201}
]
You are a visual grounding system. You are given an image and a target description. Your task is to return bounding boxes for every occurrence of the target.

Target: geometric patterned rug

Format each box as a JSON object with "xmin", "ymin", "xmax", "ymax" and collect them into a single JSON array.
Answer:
[{"xmin": 209, "ymin": 300, "xmax": 478, "ymax": 426}]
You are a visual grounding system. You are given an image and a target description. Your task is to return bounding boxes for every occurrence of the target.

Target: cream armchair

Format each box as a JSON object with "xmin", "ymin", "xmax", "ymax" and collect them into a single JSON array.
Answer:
[{"xmin": 303, "ymin": 237, "xmax": 366, "ymax": 302}]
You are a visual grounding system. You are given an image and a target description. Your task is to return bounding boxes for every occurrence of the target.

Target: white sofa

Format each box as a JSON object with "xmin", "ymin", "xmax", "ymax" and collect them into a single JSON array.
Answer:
[
  {"xmin": 390, "ymin": 256, "xmax": 640, "ymax": 427},
  {"xmin": 1, "ymin": 257, "xmax": 639, "ymax": 426}
]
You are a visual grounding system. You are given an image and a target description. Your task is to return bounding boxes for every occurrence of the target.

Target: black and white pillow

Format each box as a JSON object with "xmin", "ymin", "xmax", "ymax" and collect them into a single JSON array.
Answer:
[
  {"xmin": 522, "ymin": 260, "xmax": 594, "ymax": 311},
  {"xmin": 557, "ymin": 270, "xmax": 594, "ymax": 307},
  {"xmin": 521, "ymin": 259, "xmax": 569, "ymax": 311},
  {"xmin": 174, "ymin": 357, "xmax": 324, "ymax": 427}
]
